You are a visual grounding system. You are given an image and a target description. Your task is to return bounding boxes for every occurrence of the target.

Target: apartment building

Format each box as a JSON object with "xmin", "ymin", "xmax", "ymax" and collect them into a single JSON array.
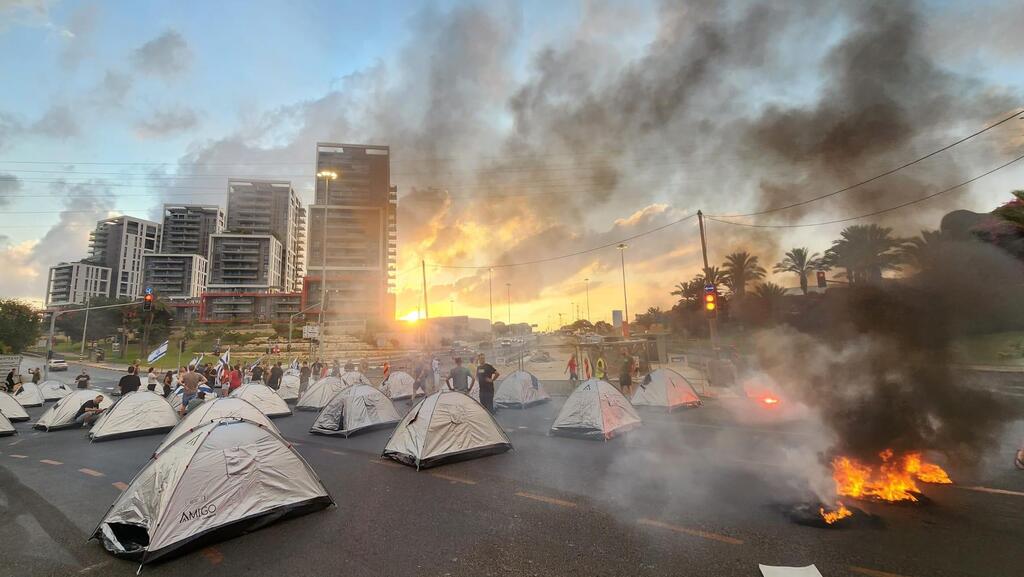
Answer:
[
  {"xmin": 45, "ymin": 261, "xmax": 111, "ymax": 308},
  {"xmin": 226, "ymin": 179, "xmax": 305, "ymax": 291},
  {"xmin": 86, "ymin": 216, "xmax": 161, "ymax": 299}
]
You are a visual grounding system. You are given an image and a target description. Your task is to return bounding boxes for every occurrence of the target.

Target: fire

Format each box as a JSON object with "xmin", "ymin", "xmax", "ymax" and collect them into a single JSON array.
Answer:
[
  {"xmin": 819, "ymin": 502, "xmax": 852, "ymax": 524},
  {"xmin": 761, "ymin": 396, "xmax": 780, "ymax": 405},
  {"xmin": 831, "ymin": 449, "xmax": 952, "ymax": 503}
]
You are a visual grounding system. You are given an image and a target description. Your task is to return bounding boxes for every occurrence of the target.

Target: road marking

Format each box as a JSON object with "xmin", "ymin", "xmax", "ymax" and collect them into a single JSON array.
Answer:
[
  {"xmin": 40, "ymin": 459, "xmax": 63, "ymax": 465},
  {"xmin": 9, "ymin": 454, "xmax": 27, "ymax": 458},
  {"xmin": 514, "ymin": 491, "xmax": 577, "ymax": 508},
  {"xmin": 370, "ymin": 458, "xmax": 403, "ymax": 468},
  {"xmin": 955, "ymin": 485, "xmax": 1024, "ymax": 498},
  {"xmin": 849, "ymin": 566, "xmax": 912, "ymax": 577},
  {"xmin": 201, "ymin": 547, "xmax": 224, "ymax": 565},
  {"xmin": 78, "ymin": 468, "xmax": 105, "ymax": 477},
  {"xmin": 321, "ymin": 448, "xmax": 349, "ymax": 456},
  {"xmin": 518, "ymin": 426, "xmax": 528, "ymax": 429},
  {"xmin": 636, "ymin": 518, "xmax": 744, "ymax": 545},
  {"xmin": 430, "ymin": 472, "xmax": 477, "ymax": 485},
  {"xmin": 112, "ymin": 482, "xmax": 129, "ymax": 491},
  {"xmin": 78, "ymin": 560, "xmax": 112, "ymax": 574},
  {"xmin": 8, "ymin": 439, "xmax": 22, "ymax": 446}
]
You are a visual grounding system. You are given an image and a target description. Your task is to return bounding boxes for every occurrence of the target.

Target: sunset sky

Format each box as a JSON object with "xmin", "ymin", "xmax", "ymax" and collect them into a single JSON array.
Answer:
[{"xmin": 2, "ymin": 0, "xmax": 1023, "ymax": 325}]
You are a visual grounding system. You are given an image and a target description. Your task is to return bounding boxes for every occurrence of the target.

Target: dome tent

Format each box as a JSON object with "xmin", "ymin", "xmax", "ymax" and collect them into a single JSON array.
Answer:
[
  {"xmin": 35, "ymin": 390, "xmax": 114, "ymax": 431},
  {"xmin": 380, "ymin": 371, "xmax": 415, "ymax": 400},
  {"xmin": 0, "ymin": 411, "xmax": 16, "ymax": 436},
  {"xmin": 494, "ymin": 370, "xmax": 551, "ymax": 409},
  {"xmin": 0, "ymin": 391, "xmax": 30, "ymax": 422},
  {"xmin": 156, "ymin": 397, "xmax": 280, "ymax": 455},
  {"xmin": 166, "ymin": 384, "xmax": 215, "ymax": 412},
  {"xmin": 89, "ymin": 391, "xmax": 179, "ymax": 442},
  {"xmin": 311, "ymin": 384, "xmax": 401, "ymax": 437},
  {"xmin": 382, "ymin": 390, "xmax": 512, "ymax": 469},
  {"xmin": 39, "ymin": 380, "xmax": 73, "ymax": 401},
  {"xmin": 92, "ymin": 419, "xmax": 333, "ymax": 566},
  {"xmin": 14, "ymin": 382, "xmax": 44, "ymax": 407},
  {"xmin": 630, "ymin": 368, "xmax": 702, "ymax": 411},
  {"xmin": 277, "ymin": 373, "xmax": 301, "ymax": 402},
  {"xmin": 229, "ymin": 384, "xmax": 291, "ymax": 418},
  {"xmin": 295, "ymin": 377, "xmax": 347, "ymax": 411},
  {"xmin": 549, "ymin": 379, "xmax": 641, "ymax": 440}
]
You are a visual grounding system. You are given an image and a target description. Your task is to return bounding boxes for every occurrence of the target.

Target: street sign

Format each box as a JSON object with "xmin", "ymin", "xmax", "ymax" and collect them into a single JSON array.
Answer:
[
  {"xmin": 145, "ymin": 286, "xmax": 153, "ymax": 295},
  {"xmin": 302, "ymin": 324, "xmax": 320, "ymax": 339}
]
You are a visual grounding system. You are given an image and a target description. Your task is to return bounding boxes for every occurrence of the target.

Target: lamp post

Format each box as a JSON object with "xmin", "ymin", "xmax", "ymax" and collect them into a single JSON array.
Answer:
[
  {"xmin": 617, "ymin": 243, "xmax": 629, "ymax": 337},
  {"xmin": 488, "ymin": 267, "xmax": 493, "ymax": 329},
  {"xmin": 505, "ymin": 283, "xmax": 511, "ymax": 325},
  {"xmin": 315, "ymin": 170, "xmax": 337, "ymax": 343},
  {"xmin": 584, "ymin": 278, "xmax": 590, "ymax": 323}
]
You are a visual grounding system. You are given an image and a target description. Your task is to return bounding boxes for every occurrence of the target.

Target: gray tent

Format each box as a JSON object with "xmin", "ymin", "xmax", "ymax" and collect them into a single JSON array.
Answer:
[
  {"xmin": 380, "ymin": 371, "xmax": 415, "ymax": 400},
  {"xmin": 295, "ymin": 377, "xmax": 347, "ymax": 411},
  {"xmin": 39, "ymin": 380, "xmax": 73, "ymax": 401},
  {"xmin": 550, "ymin": 379, "xmax": 642, "ymax": 440},
  {"xmin": 0, "ymin": 411, "xmax": 16, "ymax": 436},
  {"xmin": 494, "ymin": 370, "xmax": 551, "ymax": 408},
  {"xmin": 35, "ymin": 390, "xmax": 114, "ymax": 431},
  {"xmin": 89, "ymin": 391, "xmax": 179, "ymax": 442},
  {"xmin": 93, "ymin": 419, "xmax": 333, "ymax": 565},
  {"xmin": 229, "ymin": 384, "xmax": 291, "ymax": 418},
  {"xmin": 311, "ymin": 384, "xmax": 401, "ymax": 437},
  {"xmin": 0, "ymin": 391, "xmax": 30, "ymax": 422},
  {"xmin": 382, "ymin": 390, "xmax": 512, "ymax": 469},
  {"xmin": 277, "ymin": 373, "xmax": 301, "ymax": 402},
  {"xmin": 166, "ymin": 384, "xmax": 216, "ymax": 412},
  {"xmin": 630, "ymin": 368, "xmax": 702, "ymax": 411},
  {"xmin": 157, "ymin": 397, "xmax": 280, "ymax": 455},
  {"xmin": 14, "ymin": 382, "xmax": 44, "ymax": 407}
]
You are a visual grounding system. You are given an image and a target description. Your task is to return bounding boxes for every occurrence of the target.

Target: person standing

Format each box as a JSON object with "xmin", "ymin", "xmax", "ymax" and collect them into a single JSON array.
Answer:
[
  {"xmin": 618, "ymin": 352, "xmax": 633, "ymax": 397},
  {"xmin": 267, "ymin": 362, "xmax": 284, "ymax": 390},
  {"xmin": 5, "ymin": 369, "xmax": 14, "ymax": 391},
  {"xmin": 146, "ymin": 367, "xmax": 158, "ymax": 391},
  {"xmin": 162, "ymin": 371, "xmax": 174, "ymax": 396},
  {"xmin": 299, "ymin": 361, "xmax": 312, "ymax": 389},
  {"xmin": 75, "ymin": 369, "xmax": 91, "ymax": 389},
  {"xmin": 31, "ymin": 368, "xmax": 41, "ymax": 384},
  {"xmin": 431, "ymin": 357, "xmax": 441, "ymax": 392},
  {"xmin": 475, "ymin": 354, "xmax": 499, "ymax": 413},
  {"xmin": 595, "ymin": 353, "xmax": 607, "ymax": 381},
  {"xmin": 250, "ymin": 363, "xmax": 264, "ymax": 384},
  {"xmin": 118, "ymin": 366, "xmax": 142, "ymax": 396},
  {"xmin": 180, "ymin": 365, "xmax": 206, "ymax": 408},
  {"xmin": 446, "ymin": 357, "xmax": 475, "ymax": 393},
  {"xmin": 411, "ymin": 356, "xmax": 430, "ymax": 402},
  {"xmin": 228, "ymin": 364, "xmax": 243, "ymax": 394},
  {"xmin": 565, "ymin": 353, "xmax": 579, "ymax": 386},
  {"xmin": 382, "ymin": 360, "xmax": 391, "ymax": 380}
]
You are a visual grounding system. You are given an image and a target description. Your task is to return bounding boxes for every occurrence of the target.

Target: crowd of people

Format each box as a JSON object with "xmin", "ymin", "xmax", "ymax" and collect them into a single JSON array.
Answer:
[{"xmin": 563, "ymin": 349, "xmax": 647, "ymax": 396}]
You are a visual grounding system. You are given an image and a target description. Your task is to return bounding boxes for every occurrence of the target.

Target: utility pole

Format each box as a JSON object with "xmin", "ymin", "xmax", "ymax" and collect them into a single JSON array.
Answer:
[
  {"xmin": 584, "ymin": 278, "xmax": 591, "ymax": 323},
  {"xmin": 488, "ymin": 268, "xmax": 493, "ymax": 329},
  {"xmin": 79, "ymin": 295, "xmax": 91, "ymax": 360},
  {"xmin": 316, "ymin": 170, "xmax": 337, "ymax": 347},
  {"xmin": 617, "ymin": 243, "xmax": 629, "ymax": 337},
  {"xmin": 506, "ymin": 283, "xmax": 511, "ymax": 325},
  {"xmin": 697, "ymin": 210, "xmax": 719, "ymax": 350},
  {"xmin": 45, "ymin": 300, "xmax": 142, "ymax": 379},
  {"xmin": 557, "ymin": 312, "xmax": 563, "ymax": 329},
  {"xmin": 421, "ymin": 260, "xmax": 429, "ymax": 319}
]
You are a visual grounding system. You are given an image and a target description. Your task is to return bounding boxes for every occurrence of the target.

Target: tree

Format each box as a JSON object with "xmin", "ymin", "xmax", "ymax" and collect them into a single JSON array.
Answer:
[
  {"xmin": 824, "ymin": 224, "xmax": 904, "ymax": 285},
  {"xmin": 774, "ymin": 247, "xmax": 823, "ymax": 295},
  {"xmin": 721, "ymin": 251, "xmax": 766, "ymax": 298},
  {"xmin": 593, "ymin": 320, "xmax": 615, "ymax": 335},
  {"xmin": 752, "ymin": 282, "xmax": 787, "ymax": 323},
  {"xmin": 670, "ymin": 277, "xmax": 705, "ymax": 307},
  {"xmin": 899, "ymin": 229, "xmax": 950, "ymax": 271},
  {"xmin": 0, "ymin": 299, "xmax": 41, "ymax": 353},
  {"xmin": 701, "ymin": 266, "xmax": 727, "ymax": 286},
  {"xmin": 634, "ymin": 307, "xmax": 667, "ymax": 330}
]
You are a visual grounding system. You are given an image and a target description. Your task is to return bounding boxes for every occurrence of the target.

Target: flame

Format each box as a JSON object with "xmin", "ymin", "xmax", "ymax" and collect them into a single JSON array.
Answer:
[
  {"xmin": 761, "ymin": 396, "xmax": 780, "ymax": 405},
  {"xmin": 832, "ymin": 449, "xmax": 952, "ymax": 503},
  {"xmin": 819, "ymin": 502, "xmax": 852, "ymax": 524}
]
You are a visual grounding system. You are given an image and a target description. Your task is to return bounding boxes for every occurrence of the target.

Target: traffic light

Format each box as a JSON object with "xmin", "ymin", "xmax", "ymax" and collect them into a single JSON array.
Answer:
[
  {"xmin": 704, "ymin": 285, "xmax": 718, "ymax": 319},
  {"xmin": 143, "ymin": 293, "xmax": 154, "ymax": 312},
  {"xmin": 816, "ymin": 270, "xmax": 827, "ymax": 288}
]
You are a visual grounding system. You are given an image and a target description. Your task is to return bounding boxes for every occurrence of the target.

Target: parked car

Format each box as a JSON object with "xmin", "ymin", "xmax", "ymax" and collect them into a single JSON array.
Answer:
[{"xmin": 47, "ymin": 357, "xmax": 68, "ymax": 371}]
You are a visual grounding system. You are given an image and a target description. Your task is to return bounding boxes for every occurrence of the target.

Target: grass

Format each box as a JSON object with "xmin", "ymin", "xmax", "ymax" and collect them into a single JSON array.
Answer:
[{"xmin": 37, "ymin": 340, "xmax": 311, "ymax": 370}]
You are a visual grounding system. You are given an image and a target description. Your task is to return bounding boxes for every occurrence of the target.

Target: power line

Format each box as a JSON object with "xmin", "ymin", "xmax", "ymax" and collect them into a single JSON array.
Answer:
[{"xmin": 706, "ymin": 151, "xmax": 1024, "ymax": 229}]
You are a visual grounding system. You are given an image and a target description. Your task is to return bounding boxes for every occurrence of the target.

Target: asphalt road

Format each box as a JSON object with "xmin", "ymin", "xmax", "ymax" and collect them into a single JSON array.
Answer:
[{"xmin": 3, "ymin": 358, "xmax": 1023, "ymax": 577}]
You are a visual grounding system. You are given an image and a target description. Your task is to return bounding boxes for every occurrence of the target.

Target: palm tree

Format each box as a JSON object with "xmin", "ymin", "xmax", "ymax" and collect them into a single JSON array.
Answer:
[
  {"xmin": 670, "ymin": 278, "xmax": 705, "ymax": 306},
  {"xmin": 900, "ymin": 229, "xmax": 950, "ymax": 271},
  {"xmin": 753, "ymin": 282, "xmax": 787, "ymax": 322},
  {"xmin": 773, "ymin": 248, "xmax": 822, "ymax": 295},
  {"xmin": 700, "ymin": 266, "xmax": 728, "ymax": 287},
  {"xmin": 824, "ymin": 224, "xmax": 904, "ymax": 285},
  {"xmin": 721, "ymin": 251, "xmax": 766, "ymax": 299}
]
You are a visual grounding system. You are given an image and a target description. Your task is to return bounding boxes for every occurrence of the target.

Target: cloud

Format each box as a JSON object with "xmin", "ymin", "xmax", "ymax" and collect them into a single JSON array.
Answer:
[
  {"xmin": 0, "ymin": 111, "xmax": 23, "ymax": 150},
  {"xmin": 93, "ymin": 69, "xmax": 133, "ymax": 106},
  {"xmin": 0, "ymin": 0, "xmax": 67, "ymax": 36},
  {"xmin": 0, "ymin": 172, "xmax": 21, "ymax": 208},
  {"xmin": 57, "ymin": 2, "xmax": 100, "ymax": 70},
  {"xmin": 132, "ymin": 30, "xmax": 192, "ymax": 76},
  {"xmin": 31, "ymin": 104, "xmax": 79, "ymax": 138},
  {"xmin": 134, "ymin": 106, "xmax": 199, "ymax": 138}
]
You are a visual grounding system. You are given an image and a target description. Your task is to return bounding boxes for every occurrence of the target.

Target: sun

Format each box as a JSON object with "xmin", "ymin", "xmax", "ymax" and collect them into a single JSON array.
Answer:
[{"xmin": 399, "ymin": 310, "xmax": 421, "ymax": 323}]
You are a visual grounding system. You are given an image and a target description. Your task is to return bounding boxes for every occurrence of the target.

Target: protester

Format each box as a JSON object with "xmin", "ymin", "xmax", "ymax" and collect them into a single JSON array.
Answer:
[
  {"xmin": 299, "ymin": 361, "xmax": 312, "ymax": 389},
  {"xmin": 476, "ymin": 354, "xmax": 499, "ymax": 413},
  {"xmin": 311, "ymin": 359, "xmax": 323, "ymax": 381},
  {"xmin": 565, "ymin": 353, "xmax": 579, "ymax": 386},
  {"xmin": 331, "ymin": 360, "xmax": 342, "ymax": 377},
  {"xmin": 180, "ymin": 365, "xmax": 206, "ymax": 408},
  {"xmin": 595, "ymin": 354, "xmax": 607, "ymax": 380},
  {"xmin": 382, "ymin": 360, "xmax": 391, "ymax": 380},
  {"xmin": 5, "ymin": 369, "xmax": 14, "ymax": 391},
  {"xmin": 446, "ymin": 357, "xmax": 475, "ymax": 393},
  {"xmin": 162, "ymin": 371, "xmax": 174, "ymax": 396},
  {"xmin": 412, "ymin": 355, "xmax": 430, "ymax": 402},
  {"xmin": 73, "ymin": 394, "xmax": 106, "ymax": 427},
  {"xmin": 228, "ymin": 364, "xmax": 243, "ymax": 393},
  {"xmin": 250, "ymin": 363, "xmax": 265, "ymax": 384},
  {"xmin": 182, "ymin": 390, "xmax": 206, "ymax": 416},
  {"xmin": 118, "ymin": 366, "xmax": 142, "ymax": 396},
  {"xmin": 618, "ymin": 352, "xmax": 633, "ymax": 396},
  {"xmin": 146, "ymin": 367, "xmax": 158, "ymax": 391},
  {"xmin": 31, "ymin": 368, "xmax": 41, "ymax": 384},
  {"xmin": 75, "ymin": 369, "xmax": 91, "ymax": 389},
  {"xmin": 267, "ymin": 362, "xmax": 284, "ymax": 390},
  {"xmin": 431, "ymin": 357, "xmax": 441, "ymax": 390}
]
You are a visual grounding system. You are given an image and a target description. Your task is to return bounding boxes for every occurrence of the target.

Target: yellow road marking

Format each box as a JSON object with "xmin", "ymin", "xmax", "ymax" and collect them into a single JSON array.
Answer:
[
  {"xmin": 849, "ymin": 566, "xmax": 912, "ymax": 577},
  {"xmin": 9, "ymin": 454, "xmax": 27, "ymax": 458},
  {"xmin": 514, "ymin": 491, "xmax": 577, "ymax": 508},
  {"xmin": 40, "ymin": 459, "xmax": 63, "ymax": 465},
  {"xmin": 955, "ymin": 485, "xmax": 1024, "ymax": 498},
  {"xmin": 112, "ymin": 481, "xmax": 129, "ymax": 491},
  {"xmin": 637, "ymin": 518, "xmax": 744, "ymax": 545},
  {"xmin": 78, "ymin": 468, "xmax": 104, "ymax": 477},
  {"xmin": 430, "ymin": 472, "xmax": 477, "ymax": 485}
]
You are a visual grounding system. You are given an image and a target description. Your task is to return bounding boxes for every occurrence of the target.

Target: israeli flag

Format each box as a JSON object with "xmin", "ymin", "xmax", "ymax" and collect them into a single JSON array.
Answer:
[
  {"xmin": 147, "ymin": 340, "xmax": 169, "ymax": 364},
  {"xmin": 248, "ymin": 355, "xmax": 265, "ymax": 370},
  {"xmin": 289, "ymin": 357, "xmax": 299, "ymax": 371},
  {"xmin": 189, "ymin": 354, "xmax": 204, "ymax": 368}
]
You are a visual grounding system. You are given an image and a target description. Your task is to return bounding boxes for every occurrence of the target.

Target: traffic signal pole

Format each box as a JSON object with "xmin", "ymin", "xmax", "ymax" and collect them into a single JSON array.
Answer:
[
  {"xmin": 697, "ymin": 211, "xmax": 719, "ymax": 351},
  {"xmin": 44, "ymin": 299, "xmax": 143, "ymax": 379}
]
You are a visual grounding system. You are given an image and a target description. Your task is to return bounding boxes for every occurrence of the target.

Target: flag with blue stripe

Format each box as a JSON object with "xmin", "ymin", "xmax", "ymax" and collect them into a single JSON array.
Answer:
[{"xmin": 147, "ymin": 340, "xmax": 169, "ymax": 364}]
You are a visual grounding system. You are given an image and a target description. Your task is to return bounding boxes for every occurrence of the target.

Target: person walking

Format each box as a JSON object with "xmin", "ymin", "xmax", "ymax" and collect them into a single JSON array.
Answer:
[
  {"xmin": 118, "ymin": 366, "xmax": 142, "ymax": 396},
  {"xmin": 431, "ymin": 357, "xmax": 441, "ymax": 392},
  {"xmin": 31, "ymin": 368, "xmax": 41, "ymax": 384},
  {"xmin": 565, "ymin": 353, "xmax": 579, "ymax": 386},
  {"xmin": 146, "ymin": 367, "xmax": 158, "ymax": 391},
  {"xmin": 476, "ymin": 354, "xmax": 499, "ymax": 413},
  {"xmin": 618, "ymin": 352, "xmax": 633, "ymax": 397},
  {"xmin": 411, "ymin": 355, "xmax": 430, "ymax": 403},
  {"xmin": 446, "ymin": 357, "xmax": 475, "ymax": 393},
  {"xmin": 267, "ymin": 362, "xmax": 284, "ymax": 390},
  {"xmin": 299, "ymin": 361, "xmax": 312, "ymax": 390}
]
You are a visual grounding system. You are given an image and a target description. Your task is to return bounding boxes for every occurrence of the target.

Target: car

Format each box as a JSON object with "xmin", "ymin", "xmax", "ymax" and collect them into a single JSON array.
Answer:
[{"xmin": 47, "ymin": 357, "xmax": 68, "ymax": 371}]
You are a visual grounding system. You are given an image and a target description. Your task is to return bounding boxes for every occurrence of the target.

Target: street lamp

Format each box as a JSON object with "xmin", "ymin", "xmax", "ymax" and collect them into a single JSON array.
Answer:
[
  {"xmin": 584, "ymin": 278, "xmax": 591, "ymax": 323},
  {"xmin": 488, "ymin": 268, "xmax": 493, "ymax": 330},
  {"xmin": 506, "ymin": 282, "xmax": 511, "ymax": 325},
  {"xmin": 617, "ymin": 243, "xmax": 629, "ymax": 337},
  {"xmin": 316, "ymin": 170, "xmax": 337, "ymax": 341}
]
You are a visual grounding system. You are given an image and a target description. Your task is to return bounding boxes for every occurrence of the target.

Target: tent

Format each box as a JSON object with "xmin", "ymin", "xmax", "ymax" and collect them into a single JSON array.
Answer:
[
  {"xmin": 34, "ymin": 390, "xmax": 114, "ymax": 431},
  {"xmin": 0, "ymin": 411, "xmax": 16, "ymax": 436},
  {"xmin": 380, "ymin": 371, "xmax": 415, "ymax": 400},
  {"xmin": 166, "ymin": 384, "xmax": 216, "ymax": 412},
  {"xmin": 382, "ymin": 390, "xmax": 512, "ymax": 469},
  {"xmin": 675, "ymin": 365, "xmax": 706, "ymax": 391},
  {"xmin": 92, "ymin": 419, "xmax": 333, "ymax": 565},
  {"xmin": 39, "ymin": 380, "xmax": 73, "ymax": 401},
  {"xmin": 14, "ymin": 382, "xmax": 44, "ymax": 407},
  {"xmin": 229, "ymin": 384, "xmax": 292, "ymax": 418},
  {"xmin": 277, "ymin": 373, "xmax": 301, "ymax": 402},
  {"xmin": 311, "ymin": 384, "xmax": 401, "ymax": 437},
  {"xmin": 630, "ymin": 368, "xmax": 702, "ymax": 411},
  {"xmin": 295, "ymin": 377, "xmax": 347, "ymax": 411},
  {"xmin": 156, "ymin": 397, "xmax": 281, "ymax": 455},
  {"xmin": 0, "ymin": 391, "xmax": 30, "ymax": 422},
  {"xmin": 494, "ymin": 370, "xmax": 551, "ymax": 408},
  {"xmin": 549, "ymin": 379, "xmax": 642, "ymax": 440},
  {"xmin": 89, "ymin": 391, "xmax": 179, "ymax": 441}
]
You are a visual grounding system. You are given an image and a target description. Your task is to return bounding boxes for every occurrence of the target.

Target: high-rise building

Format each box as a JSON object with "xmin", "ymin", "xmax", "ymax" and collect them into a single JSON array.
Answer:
[
  {"xmin": 306, "ymin": 143, "xmax": 397, "ymax": 332},
  {"xmin": 226, "ymin": 179, "xmax": 304, "ymax": 291},
  {"xmin": 140, "ymin": 204, "xmax": 223, "ymax": 301},
  {"xmin": 159, "ymin": 204, "xmax": 224, "ymax": 256},
  {"xmin": 207, "ymin": 233, "xmax": 283, "ymax": 291},
  {"xmin": 45, "ymin": 261, "xmax": 111, "ymax": 308},
  {"xmin": 86, "ymin": 216, "xmax": 161, "ymax": 299},
  {"xmin": 141, "ymin": 254, "xmax": 208, "ymax": 299}
]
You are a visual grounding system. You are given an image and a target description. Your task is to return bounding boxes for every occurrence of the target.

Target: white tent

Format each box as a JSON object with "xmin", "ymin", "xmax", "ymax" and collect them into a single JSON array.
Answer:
[
  {"xmin": 550, "ymin": 379, "xmax": 642, "ymax": 440},
  {"xmin": 89, "ymin": 391, "xmax": 179, "ymax": 442},
  {"xmin": 382, "ymin": 390, "xmax": 512, "ymax": 469},
  {"xmin": 630, "ymin": 368, "xmax": 702, "ymax": 411},
  {"xmin": 156, "ymin": 397, "xmax": 281, "ymax": 455},
  {"xmin": 166, "ymin": 384, "xmax": 215, "ymax": 412},
  {"xmin": 93, "ymin": 419, "xmax": 333, "ymax": 565},
  {"xmin": 494, "ymin": 370, "xmax": 551, "ymax": 408},
  {"xmin": 34, "ymin": 390, "xmax": 114, "ymax": 431},
  {"xmin": 39, "ymin": 380, "xmax": 73, "ymax": 401},
  {"xmin": 675, "ymin": 365, "xmax": 706, "ymax": 391},
  {"xmin": 311, "ymin": 384, "xmax": 401, "ymax": 437},
  {"xmin": 277, "ymin": 373, "xmax": 301, "ymax": 402},
  {"xmin": 0, "ymin": 391, "xmax": 30, "ymax": 421},
  {"xmin": 229, "ymin": 384, "xmax": 292, "ymax": 418},
  {"xmin": 341, "ymin": 370, "xmax": 371, "ymax": 387},
  {"xmin": 295, "ymin": 377, "xmax": 347, "ymax": 411},
  {"xmin": 14, "ymin": 382, "xmax": 44, "ymax": 407},
  {"xmin": 0, "ymin": 411, "xmax": 16, "ymax": 436},
  {"xmin": 380, "ymin": 371, "xmax": 415, "ymax": 400}
]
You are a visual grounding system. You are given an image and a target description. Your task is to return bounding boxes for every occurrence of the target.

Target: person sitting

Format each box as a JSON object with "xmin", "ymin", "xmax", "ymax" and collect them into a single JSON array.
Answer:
[{"xmin": 74, "ymin": 395, "xmax": 106, "ymax": 427}]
